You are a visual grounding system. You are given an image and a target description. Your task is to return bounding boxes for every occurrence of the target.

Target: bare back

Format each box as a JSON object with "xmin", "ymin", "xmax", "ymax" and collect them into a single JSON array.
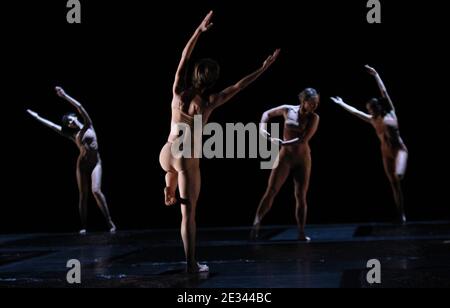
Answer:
[{"xmin": 168, "ymin": 89, "xmax": 214, "ymax": 142}]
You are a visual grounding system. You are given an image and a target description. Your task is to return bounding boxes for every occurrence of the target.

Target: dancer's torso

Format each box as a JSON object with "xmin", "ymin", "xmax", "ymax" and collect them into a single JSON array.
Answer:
[
  {"xmin": 75, "ymin": 127, "xmax": 100, "ymax": 165},
  {"xmin": 281, "ymin": 105, "xmax": 315, "ymax": 157},
  {"xmin": 371, "ymin": 112, "xmax": 407, "ymax": 158}
]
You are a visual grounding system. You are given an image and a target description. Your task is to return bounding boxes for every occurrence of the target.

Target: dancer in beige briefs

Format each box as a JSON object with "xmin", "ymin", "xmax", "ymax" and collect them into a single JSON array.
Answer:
[
  {"xmin": 27, "ymin": 87, "xmax": 116, "ymax": 235},
  {"xmin": 331, "ymin": 65, "xmax": 408, "ymax": 224},
  {"xmin": 159, "ymin": 11, "xmax": 280, "ymax": 273},
  {"xmin": 251, "ymin": 88, "xmax": 320, "ymax": 241}
]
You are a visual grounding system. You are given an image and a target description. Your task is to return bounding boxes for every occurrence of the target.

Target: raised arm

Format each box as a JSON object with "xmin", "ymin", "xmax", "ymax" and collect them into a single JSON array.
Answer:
[
  {"xmin": 365, "ymin": 65, "xmax": 396, "ymax": 113},
  {"xmin": 209, "ymin": 49, "xmax": 281, "ymax": 109},
  {"xmin": 56, "ymin": 87, "xmax": 92, "ymax": 127},
  {"xmin": 173, "ymin": 11, "xmax": 214, "ymax": 95},
  {"xmin": 26, "ymin": 109, "xmax": 73, "ymax": 140},
  {"xmin": 331, "ymin": 96, "xmax": 372, "ymax": 123}
]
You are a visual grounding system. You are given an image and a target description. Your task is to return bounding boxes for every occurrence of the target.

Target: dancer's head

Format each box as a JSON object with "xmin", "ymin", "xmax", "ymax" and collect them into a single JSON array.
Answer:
[
  {"xmin": 366, "ymin": 98, "xmax": 389, "ymax": 117},
  {"xmin": 62, "ymin": 113, "xmax": 80, "ymax": 131},
  {"xmin": 299, "ymin": 88, "xmax": 320, "ymax": 113},
  {"xmin": 192, "ymin": 59, "xmax": 220, "ymax": 91}
]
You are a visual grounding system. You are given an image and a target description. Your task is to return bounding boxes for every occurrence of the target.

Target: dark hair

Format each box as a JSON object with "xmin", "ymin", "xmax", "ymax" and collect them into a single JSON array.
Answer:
[
  {"xmin": 61, "ymin": 113, "xmax": 79, "ymax": 135},
  {"xmin": 298, "ymin": 88, "xmax": 319, "ymax": 103},
  {"xmin": 367, "ymin": 97, "xmax": 390, "ymax": 116},
  {"xmin": 192, "ymin": 58, "xmax": 220, "ymax": 90}
]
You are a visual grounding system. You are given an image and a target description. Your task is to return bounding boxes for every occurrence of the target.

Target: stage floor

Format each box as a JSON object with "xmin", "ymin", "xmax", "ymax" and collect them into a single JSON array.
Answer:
[{"xmin": 1, "ymin": 221, "xmax": 450, "ymax": 288}]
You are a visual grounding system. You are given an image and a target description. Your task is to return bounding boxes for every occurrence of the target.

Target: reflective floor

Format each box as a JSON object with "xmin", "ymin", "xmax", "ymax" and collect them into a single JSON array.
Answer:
[{"xmin": 1, "ymin": 221, "xmax": 450, "ymax": 288}]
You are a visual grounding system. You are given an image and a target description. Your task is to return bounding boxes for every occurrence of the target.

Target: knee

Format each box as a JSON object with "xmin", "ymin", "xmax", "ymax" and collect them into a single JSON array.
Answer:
[
  {"xmin": 295, "ymin": 190, "xmax": 307, "ymax": 204},
  {"xmin": 388, "ymin": 176, "xmax": 401, "ymax": 189},
  {"xmin": 396, "ymin": 173, "xmax": 405, "ymax": 181},
  {"xmin": 182, "ymin": 208, "xmax": 196, "ymax": 224},
  {"xmin": 92, "ymin": 186, "xmax": 103, "ymax": 197},
  {"xmin": 264, "ymin": 187, "xmax": 279, "ymax": 199},
  {"xmin": 79, "ymin": 191, "xmax": 88, "ymax": 200}
]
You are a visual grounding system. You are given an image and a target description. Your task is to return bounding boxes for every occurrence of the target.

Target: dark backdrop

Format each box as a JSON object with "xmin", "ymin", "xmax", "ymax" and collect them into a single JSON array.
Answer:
[{"xmin": 2, "ymin": 0, "xmax": 449, "ymax": 233}]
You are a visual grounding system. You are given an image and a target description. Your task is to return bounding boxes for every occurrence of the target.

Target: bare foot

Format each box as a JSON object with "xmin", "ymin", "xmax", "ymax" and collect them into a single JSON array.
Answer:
[
  {"xmin": 79, "ymin": 229, "xmax": 87, "ymax": 235},
  {"xmin": 187, "ymin": 263, "xmax": 209, "ymax": 274},
  {"xmin": 109, "ymin": 221, "xmax": 117, "ymax": 233},
  {"xmin": 298, "ymin": 234, "xmax": 311, "ymax": 242},
  {"xmin": 164, "ymin": 187, "xmax": 177, "ymax": 206}
]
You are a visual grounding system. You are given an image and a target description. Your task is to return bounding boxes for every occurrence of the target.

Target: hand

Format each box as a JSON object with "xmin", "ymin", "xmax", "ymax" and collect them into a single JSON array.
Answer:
[
  {"xmin": 260, "ymin": 128, "xmax": 271, "ymax": 138},
  {"xmin": 262, "ymin": 49, "xmax": 281, "ymax": 71},
  {"xmin": 198, "ymin": 11, "xmax": 214, "ymax": 33},
  {"xmin": 330, "ymin": 96, "xmax": 344, "ymax": 105},
  {"xmin": 26, "ymin": 109, "xmax": 38, "ymax": 118},
  {"xmin": 55, "ymin": 86, "xmax": 66, "ymax": 98},
  {"xmin": 365, "ymin": 65, "xmax": 378, "ymax": 76}
]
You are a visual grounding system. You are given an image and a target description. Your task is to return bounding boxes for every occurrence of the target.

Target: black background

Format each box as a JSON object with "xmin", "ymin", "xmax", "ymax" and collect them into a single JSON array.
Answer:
[{"xmin": 1, "ymin": 0, "xmax": 448, "ymax": 233}]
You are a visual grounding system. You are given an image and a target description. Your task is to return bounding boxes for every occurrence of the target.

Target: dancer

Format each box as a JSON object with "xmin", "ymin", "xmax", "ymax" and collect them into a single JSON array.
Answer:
[
  {"xmin": 251, "ymin": 88, "xmax": 320, "ymax": 241},
  {"xmin": 331, "ymin": 65, "xmax": 408, "ymax": 223},
  {"xmin": 159, "ymin": 11, "xmax": 280, "ymax": 273},
  {"xmin": 27, "ymin": 87, "xmax": 116, "ymax": 234}
]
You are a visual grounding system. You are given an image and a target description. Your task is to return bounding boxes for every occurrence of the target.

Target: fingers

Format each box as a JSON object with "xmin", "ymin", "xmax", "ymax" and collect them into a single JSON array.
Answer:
[
  {"xmin": 26, "ymin": 109, "xmax": 37, "ymax": 116},
  {"xmin": 205, "ymin": 10, "xmax": 213, "ymax": 22},
  {"xmin": 55, "ymin": 86, "xmax": 65, "ymax": 95},
  {"xmin": 273, "ymin": 48, "xmax": 281, "ymax": 59},
  {"xmin": 365, "ymin": 64, "xmax": 377, "ymax": 74},
  {"xmin": 330, "ymin": 97, "xmax": 342, "ymax": 104},
  {"xmin": 203, "ymin": 10, "xmax": 213, "ymax": 26}
]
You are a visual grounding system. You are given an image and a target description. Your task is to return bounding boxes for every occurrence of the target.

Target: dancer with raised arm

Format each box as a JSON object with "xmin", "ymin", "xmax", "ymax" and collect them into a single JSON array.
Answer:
[
  {"xmin": 159, "ymin": 11, "xmax": 280, "ymax": 273},
  {"xmin": 251, "ymin": 88, "xmax": 320, "ymax": 241},
  {"xmin": 27, "ymin": 87, "xmax": 116, "ymax": 234},
  {"xmin": 331, "ymin": 65, "xmax": 408, "ymax": 223}
]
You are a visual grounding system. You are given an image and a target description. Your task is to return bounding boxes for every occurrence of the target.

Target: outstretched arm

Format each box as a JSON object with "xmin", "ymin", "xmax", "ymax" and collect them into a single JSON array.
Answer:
[
  {"xmin": 56, "ymin": 87, "xmax": 93, "ymax": 127},
  {"xmin": 365, "ymin": 65, "xmax": 396, "ymax": 113},
  {"xmin": 331, "ymin": 96, "xmax": 372, "ymax": 123},
  {"xmin": 173, "ymin": 11, "xmax": 214, "ymax": 95},
  {"xmin": 209, "ymin": 49, "xmax": 281, "ymax": 109},
  {"xmin": 26, "ymin": 109, "xmax": 73, "ymax": 140}
]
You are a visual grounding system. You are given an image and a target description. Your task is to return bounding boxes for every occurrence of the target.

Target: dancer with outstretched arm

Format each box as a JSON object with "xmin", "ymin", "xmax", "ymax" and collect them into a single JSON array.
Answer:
[
  {"xmin": 27, "ymin": 87, "xmax": 116, "ymax": 234},
  {"xmin": 159, "ymin": 11, "xmax": 280, "ymax": 273},
  {"xmin": 331, "ymin": 65, "xmax": 408, "ymax": 223}
]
